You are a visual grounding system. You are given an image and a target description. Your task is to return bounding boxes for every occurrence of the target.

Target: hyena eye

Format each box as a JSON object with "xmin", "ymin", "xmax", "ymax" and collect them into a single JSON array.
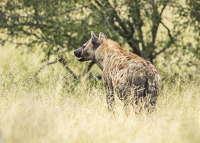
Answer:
[{"xmin": 82, "ymin": 45, "xmax": 86, "ymax": 49}]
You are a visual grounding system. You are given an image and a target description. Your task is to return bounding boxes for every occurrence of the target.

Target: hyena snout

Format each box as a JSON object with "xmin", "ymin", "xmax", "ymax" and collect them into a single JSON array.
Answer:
[{"xmin": 74, "ymin": 48, "xmax": 84, "ymax": 61}]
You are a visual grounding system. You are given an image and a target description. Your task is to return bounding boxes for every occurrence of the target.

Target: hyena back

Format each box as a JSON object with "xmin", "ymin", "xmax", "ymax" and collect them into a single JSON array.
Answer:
[{"xmin": 74, "ymin": 31, "xmax": 161, "ymax": 115}]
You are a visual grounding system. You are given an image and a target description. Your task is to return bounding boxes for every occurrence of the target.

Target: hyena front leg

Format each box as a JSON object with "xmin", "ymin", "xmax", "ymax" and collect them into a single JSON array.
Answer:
[{"xmin": 103, "ymin": 76, "xmax": 115, "ymax": 115}]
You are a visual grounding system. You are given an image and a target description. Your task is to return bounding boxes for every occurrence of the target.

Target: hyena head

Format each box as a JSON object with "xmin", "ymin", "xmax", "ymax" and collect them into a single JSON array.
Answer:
[{"xmin": 74, "ymin": 31, "xmax": 107, "ymax": 61}]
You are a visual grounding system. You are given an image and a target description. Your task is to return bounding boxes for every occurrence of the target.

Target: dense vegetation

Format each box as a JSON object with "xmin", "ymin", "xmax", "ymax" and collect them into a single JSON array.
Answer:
[
  {"xmin": 0, "ymin": 0, "xmax": 200, "ymax": 63},
  {"xmin": 0, "ymin": 0, "xmax": 200, "ymax": 142}
]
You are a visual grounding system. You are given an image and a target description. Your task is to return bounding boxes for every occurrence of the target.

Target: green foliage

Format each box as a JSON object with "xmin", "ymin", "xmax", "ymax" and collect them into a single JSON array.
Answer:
[
  {"xmin": 185, "ymin": 0, "xmax": 200, "ymax": 60},
  {"xmin": 0, "ymin": 0, "xmax": 92, "ymax": 59},
  {"xmin": 0, "ymin": 0, "xmax": 200, "ymax": 65},
  {"xmin": 0, "ymin": 0, "xmax": 176, "ymax": 60},
  {"xmin": 172, "ymin": 0, "xmax": 200, "ymax": 61}
]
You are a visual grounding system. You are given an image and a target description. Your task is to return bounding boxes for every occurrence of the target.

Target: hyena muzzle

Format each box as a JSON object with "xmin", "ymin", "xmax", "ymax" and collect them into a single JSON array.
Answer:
[{"xmin": 74, "ymin": 31, "xmax": 161, "ymax": 115}]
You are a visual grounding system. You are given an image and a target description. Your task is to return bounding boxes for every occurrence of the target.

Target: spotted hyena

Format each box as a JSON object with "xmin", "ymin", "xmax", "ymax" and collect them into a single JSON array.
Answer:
[{"xmin": 74, "ymin": 31, "xmax": 161, "ymax": 115}]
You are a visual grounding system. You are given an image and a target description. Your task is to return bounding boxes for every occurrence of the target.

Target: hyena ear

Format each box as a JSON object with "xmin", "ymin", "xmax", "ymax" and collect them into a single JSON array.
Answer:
[
  {"xmin": 91, "ymin": 31, "xmax": 99, "ymax": 44},
  {"xmin": 99, "ymin": 32, "xmax": 107, "ymax": 39}
]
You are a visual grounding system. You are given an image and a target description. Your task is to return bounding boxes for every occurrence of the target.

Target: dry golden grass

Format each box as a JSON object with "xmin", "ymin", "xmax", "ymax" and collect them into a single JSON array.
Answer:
[{"xmin": 0, "ymin": 45, "xmax": 200, "ymax": 143}]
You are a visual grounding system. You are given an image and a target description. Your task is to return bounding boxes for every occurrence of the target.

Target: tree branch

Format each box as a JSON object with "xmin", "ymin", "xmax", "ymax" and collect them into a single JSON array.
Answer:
[
  {"xmin": 150, "ymin": 1, "xmax": 168, "ymax": 60},
  {"xmin": 160, "ymin": 3, "xmax": 167, "ymax": 16},
  {"xmin": 152, "ymin": 21, "xmax": 174, "ymax": 59},
  {"xmin": 134, "ymin": 0, "xmax": 146, "ymax": 54},
  {"xmin": 152, "ymin": 39, "xmax": 174, "ymax": 59},
  {"xmin": 34, "ymin": 59, "xmax": 58, "ymax": 77},
  {"xmin": 160, "ymin": 21, "xmax": 173, "ymax": 41},
  {"xmin": 58, "ymin": 56, "xmax": 77, "ymax": 79},
  {"xmin": 94, "ymin": 0, "xmax": 134, "ymax": 38},
  {"xmin": 22, "ymin": 58, "xmax": 59, "ymax": 85},
  {"xmin": 22, "ymin": 56, "xmax": 79, "ymax": 85}
]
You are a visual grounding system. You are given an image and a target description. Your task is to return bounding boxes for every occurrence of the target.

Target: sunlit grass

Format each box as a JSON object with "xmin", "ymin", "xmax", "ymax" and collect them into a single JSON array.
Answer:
[{"xmin": 0, "ymin": 45, "xmax": 200, "ymax": 143}]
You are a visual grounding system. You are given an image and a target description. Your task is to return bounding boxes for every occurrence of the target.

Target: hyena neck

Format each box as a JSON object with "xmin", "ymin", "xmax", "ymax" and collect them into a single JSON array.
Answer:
[
  {"xmin": 94, "ymin": 50, "xmax": 104, "ymax": 70},
  {"xmin": 94, "ymin": 40, "xmax": 111, "ymax": 70}
]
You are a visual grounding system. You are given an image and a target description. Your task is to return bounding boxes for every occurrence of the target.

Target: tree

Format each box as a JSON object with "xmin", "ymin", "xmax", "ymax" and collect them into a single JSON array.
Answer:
[
  {"xmin": 89, "ymin": 0, "xmax": 180, "ymax": 63},
  {"xmin": 0, "ymin": 0, "xmax": 92, "ymax": 59},
  {"xmin": 177, "ymin": 0, "xmax": 200, "ymax": 60},
  {"xmin": 1, "ymin": 0, "xmax": 182, "ymax": 63}
]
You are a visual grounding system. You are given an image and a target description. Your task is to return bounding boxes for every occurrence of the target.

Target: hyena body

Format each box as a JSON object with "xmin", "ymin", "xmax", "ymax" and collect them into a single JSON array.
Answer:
[{"xmin": 74, "ymin": 32, "xmax": 161, "ymax": 115}]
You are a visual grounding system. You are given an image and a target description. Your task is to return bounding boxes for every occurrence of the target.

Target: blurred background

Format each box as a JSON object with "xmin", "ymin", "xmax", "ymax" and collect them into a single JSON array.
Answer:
[{"xmin": 0, "ymin": 0, "xmax": 200, "ymax": 79}]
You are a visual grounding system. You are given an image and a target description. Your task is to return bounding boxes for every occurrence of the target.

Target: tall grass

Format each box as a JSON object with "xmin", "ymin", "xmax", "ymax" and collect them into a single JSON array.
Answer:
[{"xmin": 0, "ymin": 45, "xmax": 200, "ymax": 143}]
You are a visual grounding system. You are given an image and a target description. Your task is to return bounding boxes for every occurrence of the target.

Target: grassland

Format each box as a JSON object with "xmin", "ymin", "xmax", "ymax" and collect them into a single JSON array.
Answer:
[{"xmin": 0, "ymin": 44, "xmax": 200, "ymax": 143}]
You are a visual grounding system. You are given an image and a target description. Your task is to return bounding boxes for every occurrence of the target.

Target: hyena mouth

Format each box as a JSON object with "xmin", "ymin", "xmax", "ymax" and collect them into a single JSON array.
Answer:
[{"xmin": 78, "ymin": 57, "xmax": 83, "ymax": 61}]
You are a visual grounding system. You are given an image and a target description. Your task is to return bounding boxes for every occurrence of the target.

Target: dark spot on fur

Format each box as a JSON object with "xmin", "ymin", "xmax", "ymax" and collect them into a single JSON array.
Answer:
[
  {"xmin": 119, "ymin": 64, "xmax": 124, "ymax": 70},
  {"xmin": 127, "ymin": 57, "xmax": 132, "ymax": 61}
]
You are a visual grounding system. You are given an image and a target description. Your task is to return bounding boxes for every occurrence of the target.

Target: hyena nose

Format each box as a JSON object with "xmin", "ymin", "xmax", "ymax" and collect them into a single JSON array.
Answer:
[
  {"xmin": 74, "ymin": 50, "xmax": 77, "ymax": 56},
  {"xmin": 74, "ymin": 49, "xmax": 80, "ymax": 57}
]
